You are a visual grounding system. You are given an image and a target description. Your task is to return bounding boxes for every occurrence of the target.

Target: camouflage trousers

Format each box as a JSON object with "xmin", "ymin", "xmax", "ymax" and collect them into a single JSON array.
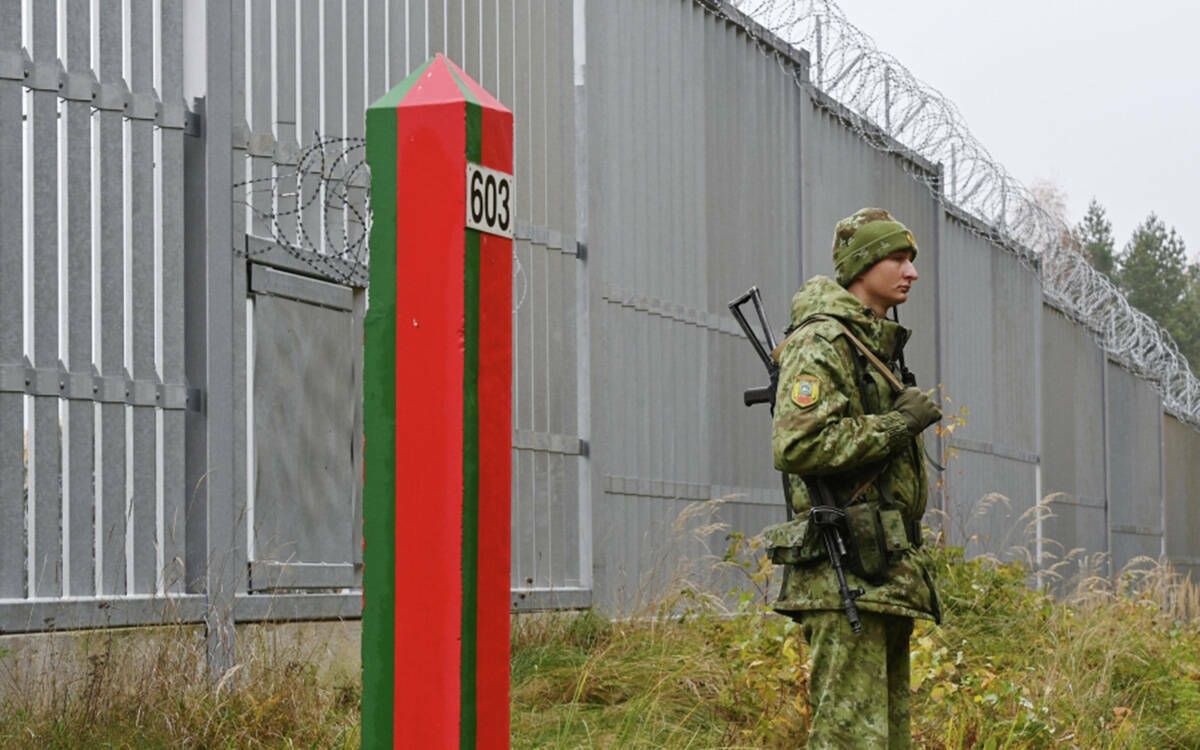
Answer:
[{"xmin": 799, "ymin": 610, "xmax": 914, "ymax": 750}]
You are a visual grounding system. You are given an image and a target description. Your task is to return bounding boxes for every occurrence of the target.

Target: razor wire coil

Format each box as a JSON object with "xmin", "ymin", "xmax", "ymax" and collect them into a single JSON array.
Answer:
[{"xmin": 234, "ymin": 133, "xmax": 373, "ymax": 285}]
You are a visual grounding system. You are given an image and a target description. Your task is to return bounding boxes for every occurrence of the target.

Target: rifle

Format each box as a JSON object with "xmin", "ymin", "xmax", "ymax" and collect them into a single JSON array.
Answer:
[{"xmin": 729, "ymin": 286, "xmax": 864, "ymax": 633}]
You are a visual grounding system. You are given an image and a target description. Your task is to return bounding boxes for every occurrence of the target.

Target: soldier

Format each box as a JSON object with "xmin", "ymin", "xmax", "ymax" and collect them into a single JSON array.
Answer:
[{"xmin": 769, "ymin": 208, "xmax": 942, "ymax": 749}]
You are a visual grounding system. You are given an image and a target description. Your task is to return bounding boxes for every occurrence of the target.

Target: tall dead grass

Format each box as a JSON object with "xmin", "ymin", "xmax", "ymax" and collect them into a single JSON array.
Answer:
[{"xmin": 0, "ymin": 621, "xmax": 359, "ymax": 749}]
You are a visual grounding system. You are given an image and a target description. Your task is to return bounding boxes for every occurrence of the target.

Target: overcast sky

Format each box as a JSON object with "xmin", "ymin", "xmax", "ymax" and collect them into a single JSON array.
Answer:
[{"xmin": 839, "ymin": 0, "xmax": 1200, "ymax": 260}]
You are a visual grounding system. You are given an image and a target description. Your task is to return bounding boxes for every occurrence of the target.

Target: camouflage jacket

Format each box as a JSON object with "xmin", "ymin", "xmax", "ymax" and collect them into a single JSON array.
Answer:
[{"xmin": 769, "ymin": 275, "xmax": 940, "ymax": 622}]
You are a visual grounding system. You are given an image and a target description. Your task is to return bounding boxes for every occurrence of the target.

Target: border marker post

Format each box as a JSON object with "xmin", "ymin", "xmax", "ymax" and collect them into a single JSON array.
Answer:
[{"xmin": 363, "ymin": 54, "xmax": 513, "ymax": 750}]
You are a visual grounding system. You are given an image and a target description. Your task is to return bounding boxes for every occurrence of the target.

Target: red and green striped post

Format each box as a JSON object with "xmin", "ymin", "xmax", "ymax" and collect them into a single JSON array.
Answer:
[{"xmin": 363, "ymin": 54, "xmax": 513, "ymax": 749}]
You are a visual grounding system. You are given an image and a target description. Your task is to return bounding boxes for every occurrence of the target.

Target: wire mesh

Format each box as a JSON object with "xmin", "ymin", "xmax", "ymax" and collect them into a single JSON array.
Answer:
[{"xmin": 730, "ymin": 0, "xmax": 1200, "ymax": 425}]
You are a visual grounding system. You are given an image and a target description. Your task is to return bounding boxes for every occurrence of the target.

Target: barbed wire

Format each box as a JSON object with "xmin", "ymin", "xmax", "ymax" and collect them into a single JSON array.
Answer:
[
  {"xmin": 730, "ymin": 0, "xmax": 1200, "ymax": 426},
  {"xmin": 234, "ymin": 134, "xmax": 372, "ymax": 286},
  {"xmin": 233, "ymin": 132, "xmax": 530, "ymax": 312}
]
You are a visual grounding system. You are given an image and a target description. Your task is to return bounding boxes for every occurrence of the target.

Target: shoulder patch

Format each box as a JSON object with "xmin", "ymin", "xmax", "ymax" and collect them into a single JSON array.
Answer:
[{"xmin": 791, "ymin": 374, "xmax": 821, "ymax": 408}]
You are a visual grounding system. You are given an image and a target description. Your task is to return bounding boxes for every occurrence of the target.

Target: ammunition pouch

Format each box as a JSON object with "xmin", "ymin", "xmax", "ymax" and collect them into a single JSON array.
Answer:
[
  {"xmin": 762, "ymin": 517, "xmax": 824, "ymax": 566},
  {"xmin": 843, "ymin": 503, "xmax": 912, "ymax": 583}
]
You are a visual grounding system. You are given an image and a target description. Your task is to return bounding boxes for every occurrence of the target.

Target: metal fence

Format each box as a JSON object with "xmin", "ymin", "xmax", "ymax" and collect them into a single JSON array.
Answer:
[{"xmin": 1, "ymin": 0, "xmax": 1198, "ymax": 670}]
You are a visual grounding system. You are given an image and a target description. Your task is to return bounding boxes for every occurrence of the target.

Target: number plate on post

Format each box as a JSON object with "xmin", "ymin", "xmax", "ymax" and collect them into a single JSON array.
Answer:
[{"xmin": 466, "ymin": 163, "xmax": 514, "ymax": 238}]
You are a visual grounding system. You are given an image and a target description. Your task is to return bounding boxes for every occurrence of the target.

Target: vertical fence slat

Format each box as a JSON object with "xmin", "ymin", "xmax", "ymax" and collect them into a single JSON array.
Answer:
[
  {"xmin": 275, "ymin": 0, "xmax": 298, "ymax": 247},
  {"xmin": 427, "ymin": 0, "xmax": 445, "ymax": 56},
  {"xmin": 445, "ymin": 0, "xmax": 462, "ymax": 63},
  {"xmin": 0, "ymin": 0, "xmax": 25, "ymax": 600},
  {"xmin": 407, "ymin": 0, "xmax": 426, "ymax": 72},
  {"xmin": 97, "ymin": 0, "xmax": 126, "ymax": 596},
  {"xmin": 159, "ymin": 0, "xmax": 185, "ymax": 594},
  {"xmin": 243, "ymin": 0, "xmax": 270, "ymax": 572},
  {"xmin": 299, "ymin": 1, "xmax": 320, "ymax": 246},
  {"xmin": 346, "ymin": 0, "xmax": 364, "ymax": 137},
  {"xmin": 30, "ymin": 0, "xmax": 62, "ymax": 598},
  {"xmin": 345, "ymin": 0, "xmax": 366, "ymax": 260},
  {"xmin": 366, "ymin": 0, "xmax": 385, "ymax": 101},
  {"xmin": 322, "ymin": 0, "xmax": 344, "ymax": 254},
  {"xmin": 463, "ymin": 0, "xmax": 480, "ymax": 78},
  {"xmin": 231, "ymin": 0, "xmax": 249, "ymax": 596},
  {"xmin": 249, "ymin": 0, "xmax": 272, "ymax": 240},
  {"xmin": 480, "ymin": 0, "xmax": 497, "ymax": 94},
  {"xmin": 65, "ymin": 0, "xmax": 95, "ymax": 597},
  {"xmin": 129, "ymin": 0, "xmax": 156, "ymax": 595}
]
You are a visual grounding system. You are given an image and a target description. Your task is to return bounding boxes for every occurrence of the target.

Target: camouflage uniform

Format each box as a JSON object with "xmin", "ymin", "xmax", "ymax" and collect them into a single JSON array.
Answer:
[{"xmin": 768, "ymin": 209, "xmax": 940, "ymax": 750}]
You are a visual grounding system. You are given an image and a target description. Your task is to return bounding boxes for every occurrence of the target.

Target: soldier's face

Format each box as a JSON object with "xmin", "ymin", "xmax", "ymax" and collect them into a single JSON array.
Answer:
[{"xmin": 855, "ymin": 249, "xmax": 918, "ymax": 312}]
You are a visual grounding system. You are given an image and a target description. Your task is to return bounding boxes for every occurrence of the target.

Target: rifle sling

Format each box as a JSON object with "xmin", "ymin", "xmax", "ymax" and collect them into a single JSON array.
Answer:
[{"xmin": 770, "ymin": 314, "xmax": 904, "ymax": 394}]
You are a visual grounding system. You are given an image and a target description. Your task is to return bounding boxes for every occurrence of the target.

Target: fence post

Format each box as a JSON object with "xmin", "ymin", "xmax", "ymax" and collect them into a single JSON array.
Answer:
[
  {"xmin": 203, "ymin": 0, "xmax": 237, "ymax": 680},
  {"xmin": 362, "ymin": 54, "xmax": 514, "ymax": 749}
]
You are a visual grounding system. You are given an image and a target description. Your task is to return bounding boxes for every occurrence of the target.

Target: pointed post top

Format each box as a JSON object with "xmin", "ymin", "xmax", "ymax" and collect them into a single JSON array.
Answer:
[{"xmin": 367, "ymin": 53, "xmax": 511, "ymax": 114}]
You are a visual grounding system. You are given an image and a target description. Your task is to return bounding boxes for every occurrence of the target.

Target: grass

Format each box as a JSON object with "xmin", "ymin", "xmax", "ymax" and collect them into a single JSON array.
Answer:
[
  {"xmin": 2, "ymin": 504, "xmax": 1198, "ymax": 748},
  {"xmin": 510, "ymin": 528, "xmax": 1200, "ymax": 749},
  {"xmin": 0, "ymin": 623, "xmax": 360, "ymax": 749}
]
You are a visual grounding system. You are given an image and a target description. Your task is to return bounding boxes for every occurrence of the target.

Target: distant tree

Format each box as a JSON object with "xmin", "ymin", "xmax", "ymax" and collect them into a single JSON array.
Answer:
[
  {"xmin": 1030, "ymin": 179, "xmax": 1079, "ymax": 253},
  {"xmin": 1167, "ymin": 262, "xmax": 1200, "ymax": 367},
  {"xmin": 1115, "ymin": 213, "xmax": 1187, "ymax": 325},
  {"xmin": 1076, "ymin": 198, "xmax": 1115, "ymax": 277}
]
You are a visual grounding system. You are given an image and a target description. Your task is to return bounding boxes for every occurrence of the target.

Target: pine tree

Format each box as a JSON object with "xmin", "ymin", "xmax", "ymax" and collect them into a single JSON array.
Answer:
[
  {"xmin": 1077, "ymin": 198, "xmax": 1115, "ymax": 277},
  {"xmin": 1115, "ymin": 213, "xmax": 1187, "ymax": 325},
  {"xmin": 1167, "ymin": 261, "xmax": 1200, "ymax": 368}
]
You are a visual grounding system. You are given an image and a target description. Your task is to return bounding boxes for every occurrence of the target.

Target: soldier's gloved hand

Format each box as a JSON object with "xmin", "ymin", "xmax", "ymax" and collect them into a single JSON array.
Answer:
[{"xmin": 892, "ymin": 387, "xmax": 942, "ymax": 435}]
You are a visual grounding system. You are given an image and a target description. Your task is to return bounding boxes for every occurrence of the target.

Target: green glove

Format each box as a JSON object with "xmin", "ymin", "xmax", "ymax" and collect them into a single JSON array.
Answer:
[{"xmin": 892, "ymin": 387, "xmax": 942, "ymax": 435}]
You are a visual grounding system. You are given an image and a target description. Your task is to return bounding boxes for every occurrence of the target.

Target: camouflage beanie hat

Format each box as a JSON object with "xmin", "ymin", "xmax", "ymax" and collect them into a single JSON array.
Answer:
[{"xmin": 831, "ymin": 207, "xmax": 918, "ymax": 287}]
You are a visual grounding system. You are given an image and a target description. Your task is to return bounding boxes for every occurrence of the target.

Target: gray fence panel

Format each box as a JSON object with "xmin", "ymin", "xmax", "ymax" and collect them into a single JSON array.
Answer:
[
  {"xmin": 938, "ymin": 213, "xmax": 1040, "ymax": 557},
  {"xmin": 941, "ymin": 449, "xmax": 1040, "ymax": 560},
  {"xmin": 29, "ymin": 0, "xmax": 61, "ymax": 599},
  {"xmin": 1040, "ymin": 305, "xmax": 1108, "ymax": 573},
  {"xmin": 1164, "ymin": 414, "xmax": 1200, "ymax": 580},
  {"xmin": 231, "ymin": 0, "xmax": 250, "ymax": 601},
  {"xmin": 97, "ymin": 2, "xmax": 126, "ymax": 596},
  {"xmin": 585, "ymin": 0, "xmax": 803, "ymax": 612},
  {"xmin": 244, "ymin": 0, "xmax": 271, "ymax": 587},
  {"xmin": 940, "ymin": 216, "xmax": 994, "ymax": 442},
  {"xmin": 506, "ymin": 0, "xmax": 586, "ymax": 601},
  {"xmin": 1105, "ymin": 361, "xmax": 1164, "ymax": 572},
  {"xmin": 428, "ymin": 0, "xmax": 445, "ymax": 58},
  {"xmin": 299, "ymin": 1, "xmax": 321, "ymax": 242},
  {"xmin": 161, "ymin": 0, "xmax": 186, "ymax": 595},
  {"xmin": 371, "ymin": 0, "xmax": 391, "ymax": 100},
  {"xmin": 64, "ymin": 0, "xmax": 94, "ymax": 598},
  {"xmin": 464, "ymin": 0, "xmax": 480, "ymax": 75},
  {"xmin": 129, "ymin": 0, "xmax": 156, "ymax": 595},
  {"xmin": 248, "ymin": 0, "xmax": 272, "ymax": 240},
  {"xmin": 275, "ymin": 1, "xmax": 300, "ymax": 246},
  {"xmin": 0, "ymin": 0, "xmax": 24, "ymax": 600},
  {"xmin": 251, "ymin": 286, "xmax": 357, "ymax": 587},
  {"xmin": 407, "ymin": 0, "xmax": 427, "ymax": 72},
  {"xmin": 182, "ymin": 15, "xmax": 208, "ymax": 598},
  {"xmin": 481, "ymin": 0, "xmax": 499, "ymax": 94},
  {"xmin": 446, "ymin": 0, "xmax": 463, "ymax": 62},
  {"xmin": 347, "ymin": 0, "xmax": 365, "ymax": 140}
]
